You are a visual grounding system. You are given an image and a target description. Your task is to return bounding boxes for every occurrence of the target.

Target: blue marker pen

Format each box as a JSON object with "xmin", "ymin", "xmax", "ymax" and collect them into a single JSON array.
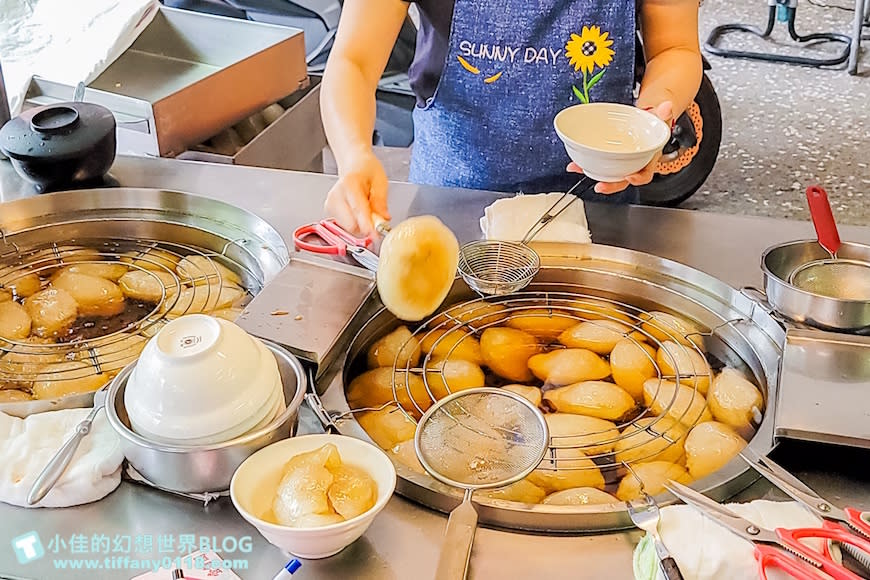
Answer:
[{"xmin": 272, "ymin": 558, "xmax": 302, "ymax": 579}]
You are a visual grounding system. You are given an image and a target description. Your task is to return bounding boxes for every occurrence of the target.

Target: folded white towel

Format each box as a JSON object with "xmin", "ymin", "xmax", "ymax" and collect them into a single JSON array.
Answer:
[
  {"xmin": 0, "ymin": 408, "xmax": 124, "ymax": 508},
  {"xmin": 480, "ymin": 193, "xmax": 592, "ymax": 244},
  {"xmin": 633, "ymin": 500, "xmax": 830, "ymax": 580}
]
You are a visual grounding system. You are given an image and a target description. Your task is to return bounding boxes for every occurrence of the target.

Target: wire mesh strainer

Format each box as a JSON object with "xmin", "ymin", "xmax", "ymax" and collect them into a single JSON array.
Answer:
[
  {"xmin": 790, "ymin": 260, "xmax": 870, "ymax": 301},
  {"xmin": 415, "ymin": 387, "xmax": 548, "ymax": 580},
  {"xmin": 458, "ymin": 177, "xmax": 596, "ymax": 296},
  {"xmin": 788, "ymin": 185, "xmax": 870, "ymax": 301},
  {"xmin": 457, "ymin": 240, "xmax": 541, "ymax": 296}
]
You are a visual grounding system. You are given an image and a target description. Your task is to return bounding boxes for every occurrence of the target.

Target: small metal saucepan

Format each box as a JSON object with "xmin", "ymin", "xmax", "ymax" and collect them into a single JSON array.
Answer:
[
  {"xmin": 761, "ymin": 239, "xmax": 870, "ymax": 333},
  {"xmin": 104, "ymin": 341, "xmax": 307, "ymax": 494},
  {"xmin": 0, "ymin": 96, "xmax": 116, "ymax": 192}
]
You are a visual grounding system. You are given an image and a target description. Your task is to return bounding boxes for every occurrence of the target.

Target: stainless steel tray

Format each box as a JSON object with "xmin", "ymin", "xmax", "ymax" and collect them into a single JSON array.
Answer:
[
  {"xmin": 177, "ymin": 77, "xmax": 325, "ymax": 173},
  {"xmin": 22, "ymin": 7, "xmax": 308, "ymax": 157},
  {"xmin": 776, "ymin": 327, "xmax": 870, "ymax": 447},
  {"xmin": 237, "ymin": 253, "xmax": 377, "ymax": 380}
]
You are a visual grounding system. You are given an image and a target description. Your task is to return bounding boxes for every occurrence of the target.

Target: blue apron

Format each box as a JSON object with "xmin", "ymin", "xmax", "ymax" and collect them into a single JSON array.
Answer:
[{"xmin": 409, "ymin": 0, "xmax": 638, "ymax": 203}]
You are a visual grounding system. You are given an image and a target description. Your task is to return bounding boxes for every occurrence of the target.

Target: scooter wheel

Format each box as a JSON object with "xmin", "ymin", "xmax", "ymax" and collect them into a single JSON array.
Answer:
[{"xmin": 638, "ymin": 74, "xmax": 722, "ymax": 207}]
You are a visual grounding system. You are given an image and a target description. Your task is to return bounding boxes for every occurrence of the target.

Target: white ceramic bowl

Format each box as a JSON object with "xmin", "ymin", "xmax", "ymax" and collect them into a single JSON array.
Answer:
[
  {"xmin": 230, "ymin": 434, "xmax": 397, "ymax": 559},
  {"xmin": 554, "ymin": 103, "xmax": 671, "ymax": 182},
  {"xmin": 125, "ymin": 314, "xmax": 280, "ymax": 441},
  {"xmin": 129, "ymin": 373, "xmax": 285, "ymax": 446}
]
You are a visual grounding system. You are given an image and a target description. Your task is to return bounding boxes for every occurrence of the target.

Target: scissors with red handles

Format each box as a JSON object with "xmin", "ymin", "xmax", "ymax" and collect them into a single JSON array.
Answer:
[
  {"xmin": 665, "ymin": 479, "xmax": 870, "ymax": 580},
  {"xmin": 293, "ymin": 219, "xmax": 379, "ymax": 272},
  {"xmin": 741, "ymin": 449, "xmax": 870, "ymax": 571}
]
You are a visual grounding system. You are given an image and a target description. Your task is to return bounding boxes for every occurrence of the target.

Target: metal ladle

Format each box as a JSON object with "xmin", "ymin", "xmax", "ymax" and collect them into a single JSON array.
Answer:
[{"xmin": 789, "ymin": 185, "xmax": 870, "ymax": 301}]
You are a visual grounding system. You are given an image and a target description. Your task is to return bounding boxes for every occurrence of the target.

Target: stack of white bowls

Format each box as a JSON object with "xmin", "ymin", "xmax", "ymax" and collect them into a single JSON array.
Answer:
[{"xmin": 124, "ymin": 314, "xmax": 285, "ymax": 446}]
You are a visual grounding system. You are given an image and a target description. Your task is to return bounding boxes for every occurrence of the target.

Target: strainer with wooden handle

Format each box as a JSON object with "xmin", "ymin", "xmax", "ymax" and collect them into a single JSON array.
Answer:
[{"xmin": 415, "ymin": 388, "xmax": 549, "ymax": 580}]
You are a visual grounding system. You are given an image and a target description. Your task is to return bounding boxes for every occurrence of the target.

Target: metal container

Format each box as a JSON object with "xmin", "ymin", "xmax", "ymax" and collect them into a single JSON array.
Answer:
[
  {"xmin": 319, "ymin": 242, "xmax": 784, "ymax": 532},
  {"xmin": 19, "ymin": 7, "xmax": 308, "ymax": 157},
  {"xmin": 776, "ymin": 327, "xmax": 870, "ymax": 448},
  {"xmin": 176, "ymin": 77, "xmax": 326, "ymax": 173},
  {"xmin": 105, "ymin": 341, "xmax": 307, "ymax": 493},
  {"xmin": 0, "ymin": 188, "xmax": 289, "ymax": 418},
  {"xmin": 761, "ymin": 239, "xmax": 870, "ymax": 332}
]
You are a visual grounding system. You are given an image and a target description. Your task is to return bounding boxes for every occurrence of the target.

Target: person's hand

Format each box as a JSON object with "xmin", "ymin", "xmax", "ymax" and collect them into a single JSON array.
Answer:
[
  {"xmin": 567, "ymin": 101, "xmax": 674, "ymax": 194},
  {"xmin": 324, "ymin": 150, "xmax": 391, "ymax": 236}
]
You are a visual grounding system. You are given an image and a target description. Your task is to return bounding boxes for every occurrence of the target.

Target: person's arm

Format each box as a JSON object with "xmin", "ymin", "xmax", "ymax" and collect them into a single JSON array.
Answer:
[
  {"xmin": 635, "ymin": 0, "xmax": 703, "ymax": 117},
  {"xmin": 583, "ymin": 0, "xmax": 702, "ymax": 194},
  {"xmin": 321, "ymin": 0, "xmax": 409, "ymax": 234}
]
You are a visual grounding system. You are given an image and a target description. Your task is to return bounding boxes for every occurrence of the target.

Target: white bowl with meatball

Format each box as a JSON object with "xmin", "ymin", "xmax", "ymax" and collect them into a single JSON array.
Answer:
[{"xmin": 230, "ymin": 434, "xmax": 397, "ymax": 559}]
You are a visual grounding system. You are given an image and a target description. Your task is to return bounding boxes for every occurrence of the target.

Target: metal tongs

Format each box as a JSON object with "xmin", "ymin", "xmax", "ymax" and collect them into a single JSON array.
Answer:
[
  {"xmin": 626, "ymin": 493, "xmax": 684, "ymax": 580},
  {"xmin": 304, "ymin": 367, "xmax": 340, "ymax": 435},
  {"xmin": 27, "ymin": 384, "xmax": 109, "ymax": 505},
  {"xmin": 520, "ymin": 176, "xmax": 597, "ymax": 243},
  {"xmin": 740, "ymin": 449, "xmax": 870, "ymax": 573}
]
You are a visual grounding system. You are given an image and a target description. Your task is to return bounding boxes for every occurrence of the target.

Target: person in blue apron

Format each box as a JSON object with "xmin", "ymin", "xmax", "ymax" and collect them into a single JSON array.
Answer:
[{"xmin": 321, "ymin": 0, "xmax": 703, "ymax": 235}]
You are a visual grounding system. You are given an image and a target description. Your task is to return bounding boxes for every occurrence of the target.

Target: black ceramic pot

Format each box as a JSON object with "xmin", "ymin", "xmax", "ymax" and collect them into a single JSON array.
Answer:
[{"xmin": 0, "ymin": 102, "xmax": 116, "ymax": 192}]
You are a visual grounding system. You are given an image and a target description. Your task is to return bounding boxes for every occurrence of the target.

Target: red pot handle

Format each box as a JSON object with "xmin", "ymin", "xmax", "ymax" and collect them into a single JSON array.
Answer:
[{"xmin": 806, "ymin": 185, "xmax": 841, "ymax": 256}]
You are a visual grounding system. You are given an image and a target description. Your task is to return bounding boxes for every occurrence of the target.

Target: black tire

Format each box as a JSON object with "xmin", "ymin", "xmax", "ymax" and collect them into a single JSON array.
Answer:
[{"xmin": 638, "ymin": 74, "xmax": 722, "ymax": 207}]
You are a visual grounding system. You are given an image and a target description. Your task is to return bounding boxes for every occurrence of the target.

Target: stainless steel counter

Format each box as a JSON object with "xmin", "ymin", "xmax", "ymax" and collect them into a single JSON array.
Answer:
[{"xmin": 1, "ymin": 157, "xmax": 870, "ymax": 580}]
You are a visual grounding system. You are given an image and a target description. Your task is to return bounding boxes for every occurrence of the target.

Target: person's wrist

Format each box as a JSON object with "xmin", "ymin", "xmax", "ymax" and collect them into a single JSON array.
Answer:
[
  {"xmin": 638, "ymin": 102, "xmax": 676, "ymax": 130},
  {"xmin": 336, "ymin": 143, "xmax": 375, "ymax": 175}
]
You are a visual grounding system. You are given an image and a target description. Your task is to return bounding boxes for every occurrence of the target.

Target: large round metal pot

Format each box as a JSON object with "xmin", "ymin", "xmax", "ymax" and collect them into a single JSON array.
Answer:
[
  {"xmin": 320, "ymin": 242, "xmax": 784, "ymax": 532},
  {"xmin": 0, "ymin": 188, "xmax": 289, "ymax": 419},
  {"xmin": 105, "ymin": 340, "xmax": 307, "ymax": 494},
  {"xmin": 0, "ymin": 101, "xmax": 116, "ymax": 192},
  {"xmin": 762, "ymin": 239, "xmax": 870, "ymax": 333}
]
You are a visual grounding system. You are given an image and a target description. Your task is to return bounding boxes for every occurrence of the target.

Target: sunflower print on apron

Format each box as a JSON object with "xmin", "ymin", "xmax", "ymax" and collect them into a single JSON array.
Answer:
[{"xmin": 409, "ymin": 0, "xmax": 637, "ymax": 202}]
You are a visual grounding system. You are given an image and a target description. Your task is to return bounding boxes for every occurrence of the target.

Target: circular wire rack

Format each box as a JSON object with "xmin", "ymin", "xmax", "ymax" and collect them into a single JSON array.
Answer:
[
  {"xmin": 0, "ymin": 237, "xmax": 257, "ymax": 400},
  {"xmin": 349, "ymin": 291, "xmax": 763, "ymax": 492}
]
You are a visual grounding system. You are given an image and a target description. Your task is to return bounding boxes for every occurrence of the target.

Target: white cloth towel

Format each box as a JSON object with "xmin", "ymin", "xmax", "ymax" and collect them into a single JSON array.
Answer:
[
  {"xmin": 0, "ymin": 408, "xmax": 124, "ymax": 508},
  {"xmin": 633, "ymin": 500, "xmax": 831, "ymax": 580},
  {"xmin": 479, "ymin": 193, "xmax": 592, "ymax": 244},
  {"xmin": 1, "ymin": 0, "xmax": 159, "ymax": 115}
]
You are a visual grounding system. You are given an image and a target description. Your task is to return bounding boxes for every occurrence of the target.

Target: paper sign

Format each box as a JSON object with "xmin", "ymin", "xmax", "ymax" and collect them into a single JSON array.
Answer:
[{"xmin": 130, "ymin": 550, "xmax": 244, "ymax": 580}]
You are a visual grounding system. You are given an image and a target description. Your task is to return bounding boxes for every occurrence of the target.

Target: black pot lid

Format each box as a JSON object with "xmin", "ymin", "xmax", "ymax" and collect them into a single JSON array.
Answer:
[{"xmin": 0, "ymin": 102, "xmax": 116, "ymax": 162}]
